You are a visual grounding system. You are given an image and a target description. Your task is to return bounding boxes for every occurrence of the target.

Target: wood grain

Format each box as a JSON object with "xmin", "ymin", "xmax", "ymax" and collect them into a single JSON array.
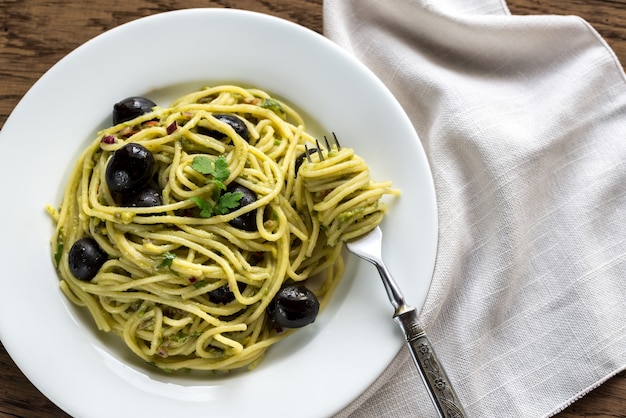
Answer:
[
  {"xmin": 0, "ymin": 0, "xmax": 323, "ymax": 130},
  {"xmin": 1, "ymin": 1, "xmax": 625, "ymax": 417}
]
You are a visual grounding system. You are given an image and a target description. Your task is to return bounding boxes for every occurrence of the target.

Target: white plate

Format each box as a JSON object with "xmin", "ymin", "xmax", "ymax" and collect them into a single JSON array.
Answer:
[{"xmin": 0, "ymin": 9, "xmax": 437, "ymax": 418}]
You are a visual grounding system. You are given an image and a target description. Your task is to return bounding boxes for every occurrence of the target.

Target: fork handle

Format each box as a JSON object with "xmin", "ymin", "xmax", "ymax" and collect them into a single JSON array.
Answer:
[{"xmin": 394, "ymin": 308, "xmax": 466, "ymax": 418}]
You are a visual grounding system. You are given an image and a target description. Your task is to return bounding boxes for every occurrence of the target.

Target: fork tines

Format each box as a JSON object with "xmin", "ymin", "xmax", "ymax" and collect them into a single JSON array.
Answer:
[
  {"xmin": 305, "ymin": 132, "xmax": 342, "ymax": 162},
  {"xmin": 326, "ymin": 132, "xmax": 341, "ymax": 151}
]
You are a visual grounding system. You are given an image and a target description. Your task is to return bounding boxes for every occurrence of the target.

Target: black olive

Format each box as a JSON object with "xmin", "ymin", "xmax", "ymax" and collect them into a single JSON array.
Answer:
[
  {"xmin": 105, "ymin": 143, "xmax": 154, "ymax": 194},
  {"xmin": 68, "ymin": 238, "xmax": 108, "ymax": 281},
  {"xmin": 208, "ymin": 282, "xmax": 246, "ymax": 304},
  {"xmin": 112, "ymin": 96, "xmax": 157, "ymax": 125},
  {"xmin": 267, "ymin": 284, "xmax": 320, "ymax": 328},
  {"xmin": 119, "ymin": 185, "xmax": 162, "ymax": 208},
  {"xmin": 294, "ymin": 147, "xmax": 318, "ymax": 177},
  {"xmin": 225, "ymin": 182, "xmax": 257, "ymax": 231},
  {"xmin": 198, "ymin": 114, "xmax": 250, "ymax": 142},
  {"xmin": 249, "ymin": 251, "xmax": 264, "ymax": 266}
]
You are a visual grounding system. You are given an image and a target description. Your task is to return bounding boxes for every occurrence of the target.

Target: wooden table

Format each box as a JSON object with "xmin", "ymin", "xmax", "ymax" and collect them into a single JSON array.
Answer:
[{"xmin": 1, "ymin": 1, "xmax": 625, "ymax": 416}]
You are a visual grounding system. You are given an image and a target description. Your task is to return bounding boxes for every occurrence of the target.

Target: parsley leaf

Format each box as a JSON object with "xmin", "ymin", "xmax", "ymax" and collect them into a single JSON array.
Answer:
[
  {"xmin": 158, "ymin": 252, "xmax": 176, "ymax": 271},
  {"xmin": 191, "ymin": 155, "xmax": 230, "ymax": 190},
  {"xmin": 214, "ymin": 191, "xmax": 243, "ymax": 215},
  {"xmin": 212, "ymin": 156, "xmax": 230, "ymax": 183},
  {"xmin": 54, "ymin": 227, "xmax": 64, "ymax": 269},
  {"xmin": 193, "ymin": 279, "xmax": 208, "ymax": 289},
  {"xmin": 191, "ymin": 155, "xmax": 214, "ymax": 175},
  {"xmin": 190, "ymin": 192, "xmax": 243, "ymax": 218},
  {"xmin": 191, "ymin": 155, "xmax": 230, "ymax": 181},
  {"xmin": 189, "ymin": 155, "xmax": 244, "ymax": 218},
  {"xmin": 190, "ymin": 196, "xmax": 214, "ymax": 218},
  {"xmin": 261, "ymin": 98, "xmax": 286, "ymax": 119}
]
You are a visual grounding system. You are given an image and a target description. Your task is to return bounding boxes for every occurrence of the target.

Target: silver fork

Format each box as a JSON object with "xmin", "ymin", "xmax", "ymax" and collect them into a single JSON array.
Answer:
[
  {"xmin": 345, "ymin": 227, "xmax": 466, "ymax": 418},
  {"xmin": 313, "ymin": 134, "xmax": 466, "ymax": 418}
]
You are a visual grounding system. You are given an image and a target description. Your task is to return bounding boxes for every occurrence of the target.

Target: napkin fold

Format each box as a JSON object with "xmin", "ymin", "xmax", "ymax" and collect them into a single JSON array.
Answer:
[{"xmin": 324, "ymin": 0, "xmax": 626, "ymax": 416}]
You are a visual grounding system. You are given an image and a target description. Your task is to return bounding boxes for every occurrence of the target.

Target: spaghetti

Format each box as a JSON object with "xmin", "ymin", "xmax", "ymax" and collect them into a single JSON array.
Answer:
[{"xmin": 48, "ymin": 85, "xmax": 398, "ymax": 372}]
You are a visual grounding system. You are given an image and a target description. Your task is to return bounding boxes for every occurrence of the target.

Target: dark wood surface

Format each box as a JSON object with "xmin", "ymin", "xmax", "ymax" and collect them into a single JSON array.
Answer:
[{"xmin": 1, "ymin": 1, "xmax": 625, "ymax": 416}]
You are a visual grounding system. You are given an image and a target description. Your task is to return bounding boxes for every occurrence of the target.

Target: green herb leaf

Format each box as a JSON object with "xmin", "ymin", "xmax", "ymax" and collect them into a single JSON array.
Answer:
[
  {"xmin": 193, "ymin": 279, "xmax": 208, "ymax": 289},
  {"xmin": 191, "ymin": 155, "xmax": 231, "ymax": 191},
  {"xmin": 191, "ymin": 155, "xmax": 230, "ymax": 182},
  {"xmin": 190, "ymin": 191, "xmax": 243, "ymax": 218},
  {"xmin": 212, "ymin": 188, "xmax": 222, "ymax": 202},
  {"xmin": 158, "ymin": 252, "xmax": 176, "ymax": 270},
  {"xmin": 214, "ymin": 180, "xmax": 226, "ymax": 191},
  {"xmin": 212, "ymin": 156, "xmax": 230, "ymax": 182},
  {"xmin": 261, "ymin": 98, "xmax": 286, "ymax": 118},
  {"xmin": 54, "ymin": 227, "xmax": 64, "ymax": 269},
  {"xmin": 191, "ymin": 155, "xmax": 215, "ymax": 175},
  {"xmin": 214, "ymin": 191, "xmax": 243, "ymax": 215},
  {"xmin": 190, "ymin": 196, "xmax": 214, "ymax": 218}
]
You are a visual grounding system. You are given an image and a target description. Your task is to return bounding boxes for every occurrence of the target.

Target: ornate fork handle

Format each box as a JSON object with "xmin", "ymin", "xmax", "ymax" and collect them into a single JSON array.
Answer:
[{"xmin": 395, "ymin": 307, "xmax": 466, "ymax": 418}]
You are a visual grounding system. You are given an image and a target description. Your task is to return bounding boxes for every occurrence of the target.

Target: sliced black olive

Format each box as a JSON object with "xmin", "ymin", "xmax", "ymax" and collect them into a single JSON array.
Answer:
[
  {"xmin": 197, "ymin": 114, "xmax": 250, "ymax": 142},
  {"xmin": 267, "ymin": 284, "xmax": 320, "ymax": 328},
  {"xmin": 294, "ymin": 147, "xmax": 318, "ymax": 177},
  {"xmin": 105, "ymin": 143, "xmax": 154, "ymax": 194},
  {"xmin": 225, "ymin": 182, "xmax": 257, "ymax": 231},
  {"xmin": 112, "ymin": 96, "xmax": 157, "ymax": 125},
  {"xmin": 68, "ymin": 237, "xmax": 108, "ymax": 281},
  {"xmin": 208, "ymin": 282, "xmax": 246, "ymax": 304},
  {"xmin": 119, "ymin": 185, "xmax": 162, "ymax": 208}
]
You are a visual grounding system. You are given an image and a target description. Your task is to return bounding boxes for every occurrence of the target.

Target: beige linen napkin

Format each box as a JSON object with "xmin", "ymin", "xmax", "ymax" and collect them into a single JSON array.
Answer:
[{"xmin": 325, "ymin": 0, "xmax": 626, "ymax": 416}]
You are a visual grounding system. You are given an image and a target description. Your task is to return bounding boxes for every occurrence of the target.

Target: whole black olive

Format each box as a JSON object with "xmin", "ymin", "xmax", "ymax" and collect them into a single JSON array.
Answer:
[
  {"xmin": 216, "ymin": 114, "xmax": 249, "ymax": 141},
  {"xmin": 112, "ymin": 96, "xmax": 157, "ymax": 125},
  {"xmin": 198, "ymin": 114, "xmax": 250, "ymax": 142},
  {"xmin": 68, "ymin": 237, "xmax": 108, "ymax": 281},
  {"xmin": 105, "ymin": 143, "xmax": 154, "ymax": 194},
  {"xmin": 208, "ymin": 282, "xmax": 246, "ymax": 304},
  {"xmin": 226, "ymin": 182, "xmax": 257, "ymax": 231},
  {"xmin": 119, "ymin": 185, "xmax": 162, "ymax": 208},
  {"xmin": 267, "ymin": 285, "xmax": 320, "ymax": 328},
  {"xmin": 294, "ymin": 147, "xmax": 318, "ymax": 177}
]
